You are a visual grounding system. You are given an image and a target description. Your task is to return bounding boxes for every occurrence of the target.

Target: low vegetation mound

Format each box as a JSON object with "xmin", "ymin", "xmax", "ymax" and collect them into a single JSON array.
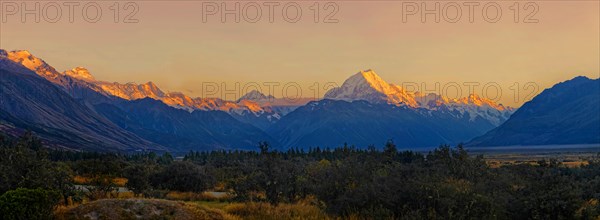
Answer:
[{"xmin": 55, "ymin": 199, "xmax": 234, "ymax": 220}]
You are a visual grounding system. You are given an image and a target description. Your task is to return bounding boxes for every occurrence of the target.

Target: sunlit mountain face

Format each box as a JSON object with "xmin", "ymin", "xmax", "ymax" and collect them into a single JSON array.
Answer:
[
  {"xmin": 1, "ymin": 50, "xmax": 314, "ymax": 129},
  {"xmin": 268, "ymin": 70, "xmax": 516, "ymax": 149},
  {"xmin": 0, "ymin": 53, "xmax": 165, "ymax": 152},
  {"xmin": 3, "ymin": 50, "xmax": 513, "ymax": 125},
  {"xmin": 324, "ymin": 69, "xmax": 514, "ymax": 126},
  {"xmin": 1, "ymin": 2, "xmax": 598, "ymax": 218},
  {"xmin": 0, "ymin": 49, "xmax": 597, "ymax": 151},
  {"xmin": 0, "ymin": 50, "xmax": 278, "ymax": 151}
]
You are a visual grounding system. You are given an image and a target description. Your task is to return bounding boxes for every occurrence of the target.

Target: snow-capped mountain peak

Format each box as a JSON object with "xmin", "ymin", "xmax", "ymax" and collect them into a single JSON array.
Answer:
[
  {"xmin": 325, "ymin": 69, "xmax": 418, "ymax": 107},
  {"xmin": 325, "ymin": 69, "xmax": 515, "ymax": 125},
  {"xmin": 5, "ymin": 50, "xmax": 42, "ymax": 70},
  {"xmin": 352, "ymin": 69, "xmax": 391, "ymax": 94},
  {"xmin": 141, "ymin": 81, "xmax": 162, "ymax": 94},
  {"xmin": 2, "ymin": 49, "xmax": 282, "ymax": 123},
  {"xmin": 64, "ymin": 67, "xmax": 96, "ymax": 82},
  {"xmin": 238, "ymin": 90, "xmax": 275, "ymax": 102},
  {"xmin": 96, "ymin": 80, "xmax": 165, "ymax": 100},
  {"xmin": 2, "ymin": 49, "xmax": 61, "ymax": 80},
  {"xmin": 455, "ymin": 93, "xmax": 509, "ymax": 111}
]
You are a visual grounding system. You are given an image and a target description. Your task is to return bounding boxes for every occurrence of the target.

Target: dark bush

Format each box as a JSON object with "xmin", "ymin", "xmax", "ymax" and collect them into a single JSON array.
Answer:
[{"xmin": 0, "ymin": 188, "xmax": 60, "ymax": 220}]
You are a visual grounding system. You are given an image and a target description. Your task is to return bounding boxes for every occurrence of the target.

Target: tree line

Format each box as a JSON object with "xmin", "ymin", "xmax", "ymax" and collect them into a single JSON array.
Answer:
[{"xmin": 1, "ymin": 132, "xmax": 599, "ymax": 219}]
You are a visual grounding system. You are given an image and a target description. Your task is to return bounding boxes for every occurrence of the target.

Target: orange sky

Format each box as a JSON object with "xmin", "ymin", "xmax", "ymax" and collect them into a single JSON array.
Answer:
[{"xmin": 1, "ymin": 1, "xmax": 598, "ymax": 107}]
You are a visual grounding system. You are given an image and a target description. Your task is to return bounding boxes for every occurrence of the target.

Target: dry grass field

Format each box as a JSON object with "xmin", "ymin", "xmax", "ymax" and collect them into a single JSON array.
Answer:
[{"xmin": 73, "ymin": 176, "xmax": 128, "ymax": 187}]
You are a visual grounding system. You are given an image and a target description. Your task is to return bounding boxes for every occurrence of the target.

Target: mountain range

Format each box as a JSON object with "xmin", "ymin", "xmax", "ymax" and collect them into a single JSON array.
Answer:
[
  {"xmin": 0, "ymin": 50, "xmax": 278, "ymax": 151},
  {"xmin": 270, "ymin": 70, "xmax": 515, "ymax": 148},
  {"xmin": 0, "ymin": 53, "xmax": 163, "ymax": 151},
  {"xmin": 468, "ymin": 76, "xmax": 600, "ymax": 146},
  {"xmin": 324, "ymin": 70, "xmax": 514, "ymax": 125},
  {"xmin": 1, "ymin": 49, "xmax": 597, "ymax": 151}
]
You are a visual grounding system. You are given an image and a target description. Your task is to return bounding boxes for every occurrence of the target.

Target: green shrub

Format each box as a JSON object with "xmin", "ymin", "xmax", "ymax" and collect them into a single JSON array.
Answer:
[{"xmin": 0, "ymin": 188, "xmax": 60, "ymax": 220}]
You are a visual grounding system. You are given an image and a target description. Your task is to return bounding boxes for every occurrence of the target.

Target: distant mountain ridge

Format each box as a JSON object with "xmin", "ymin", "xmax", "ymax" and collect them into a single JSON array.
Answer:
[
  {"xmin": 6, "ymin": 49, "xmax": 592, "ymax": 151},
  {"xmin": 0, "ymin": 54, "xmax": 164, "ymax": 152},
  {"xmin": 0, "ymin": 49, "xmax": 279, "ymax": 151},
  {"xmin": 325, "ymin": 69, "xmax": 514, "ymax": 126},
  {"xmin": 268, "ymin": 99, "xmax": 504, "ymax": 149},
  {"xmin": 269, "ymin": 70, "xmax": 516, "ymax": 149},
  {"xmin": 1, "ymin": 50, "xmax": 312, "ymax": 129},
  {"xmin": 93, "ymin": 98, "xmax": 279, "ymax": 151},
  {"xmin": 237, "ymin": 90, "xmax": 276, "ymax": 102},
  {"xmin": 468, "ymin": 76, "xmax": 600, "ymax": 146}
]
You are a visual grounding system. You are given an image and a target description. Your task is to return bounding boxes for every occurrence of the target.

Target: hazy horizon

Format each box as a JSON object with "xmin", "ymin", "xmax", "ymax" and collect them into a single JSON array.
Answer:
[{"xmin": 2, "ymin": 1, "xmax": 598, "ymax": 107}]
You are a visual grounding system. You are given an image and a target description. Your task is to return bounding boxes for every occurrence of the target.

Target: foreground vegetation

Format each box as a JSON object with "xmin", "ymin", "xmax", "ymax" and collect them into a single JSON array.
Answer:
[
  {"xmin": 54, "ymin": 199, "xmax": 236, "ymax": 220},
  {"xmin": 54, "ymin": 199, "xmax": 328, "ymax": 220},
  {"xmin": 1, "ymin": 132, "xmax": 600, "ymax": 219}
]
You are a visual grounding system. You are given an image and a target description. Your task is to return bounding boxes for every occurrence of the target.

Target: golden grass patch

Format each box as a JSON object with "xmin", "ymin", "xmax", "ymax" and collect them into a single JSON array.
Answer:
[{"xmin": 73, "ymin": 176, "xmax": 128, "ymax": 187}]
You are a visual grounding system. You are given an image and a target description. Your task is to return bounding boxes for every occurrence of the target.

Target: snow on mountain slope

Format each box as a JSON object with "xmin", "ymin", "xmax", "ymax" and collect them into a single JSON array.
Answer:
[
  {"xmin": 1, "ymin": 50, "xmax": 284, "ymax": 150},
  {"xmin": 2, "ymin": 50, "xmax": 512, "ymax": 130},
  {"xmin": 325, "ymin": 69, "xmax": 418, "ymax": 107},
  {"xmin": 4, "ymin": 50, "xmax": 73, "ymax": 87},
  {"xmin": 442, "ymin": 94, "xmax": 514, "ymax": 125},
  {"xmin": 5, "ymin": 50, "xmax": 60, "ymax": 79},
  {"xmin": 414, "ymin": 92, "xmax": 514, "ymax": 125},
  {"xmin": 64, "ymin": 67, "xmax": 96, "ymax": 82},
  {"xmin": 0, "ymin": 54, "xmax": 165, "ymax": 152},
  {"xmin": 0, "ymin": 50, "xmax": 285, "ymax": 124},
  {"xmin": 1, "ymin": 50, "xmax": 120, "ymax": 104},
  {"xmin": 237, "ymin": 90, "xmax": 275, "ymax": 102},
  {"xmin": 95, "ymin": 81, "xmax": 165, "ymax": 100},
  {"xmin": 268, "ymin": 99, "xmax": 501, "ymax": 149},
  {"xmin": 93, "ymin": 79, "xmax": 280, "ymax": 121},
  {"xmin": 325, "ymin": 69, "xmax": 514, "ymax": 126}
]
